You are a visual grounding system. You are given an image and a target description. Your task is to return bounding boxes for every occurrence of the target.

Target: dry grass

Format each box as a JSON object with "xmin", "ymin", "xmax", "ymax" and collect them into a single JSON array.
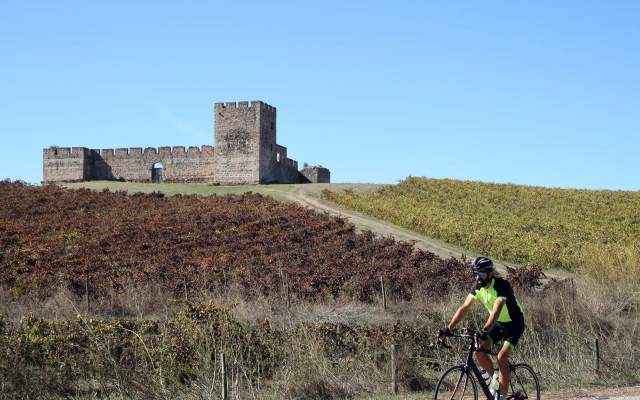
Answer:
[{"xmin": 1, "ymin": 276, "xmax": 638, "ymax": 399}]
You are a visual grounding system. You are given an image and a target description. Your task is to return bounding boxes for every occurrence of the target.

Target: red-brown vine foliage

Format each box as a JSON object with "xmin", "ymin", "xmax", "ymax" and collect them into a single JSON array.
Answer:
[{"xmin": 0, "ymin": 181, "xmax": 471, "ymax": 302}]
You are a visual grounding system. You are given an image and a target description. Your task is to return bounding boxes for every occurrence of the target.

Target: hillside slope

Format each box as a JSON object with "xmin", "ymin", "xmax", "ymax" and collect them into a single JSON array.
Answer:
[
  {"xmin": 64, "ymin": 181, "xmax": 494, "ymax": 270},
  {"xmin": 324, "ymin": 177, "xmax": 640, "ymax": 282},
  {"xmin": 3, "ymin": 181, "xmax": 638, "ymax": 398},
  {"xmin": 0, "ymin": 181, "xmax": 470, "ymax": 302}
]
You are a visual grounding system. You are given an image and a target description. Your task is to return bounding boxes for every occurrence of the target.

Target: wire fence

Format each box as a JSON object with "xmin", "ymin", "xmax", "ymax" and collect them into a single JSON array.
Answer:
[{"xmin": 278, "ymin": 336, "xmax": 616, "ymax": 397}]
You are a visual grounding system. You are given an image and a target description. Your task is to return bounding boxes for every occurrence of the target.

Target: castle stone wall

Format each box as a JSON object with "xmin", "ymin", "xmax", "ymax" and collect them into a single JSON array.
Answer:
[
  {"xmin": 301, "ymin": 166, "xmax": 330, "ymax": 183},
  {"xmin": 44, "ymin": 146, "xmax": 215, "ymax": 183},
  {"xmin": 272, "ymin": 157, "xmax": 303, "ymax": 183},
  {"xmin": 274, "ymin": 144, "xmax": 287, "ymax": 160},
  {"xmin": 258, "ymin": 103, "xmax": 278, "ymax": 183},
  {"xmin": 91, "ymin": 146, "xmax": 215, "ymax": 182},
  {"xmin": 43, "ymin": 147, "xmax": 91, "ymax": 182}
]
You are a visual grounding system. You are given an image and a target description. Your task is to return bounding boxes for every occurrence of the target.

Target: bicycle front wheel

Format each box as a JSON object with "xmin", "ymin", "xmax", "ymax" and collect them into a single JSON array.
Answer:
[
  {"xmin": 509, "ymin": 363, "xmax": 540, "ymax": 400},
  {"xmin": 434, "ymin": 365, "xmax": 477, "ymax": 400}
]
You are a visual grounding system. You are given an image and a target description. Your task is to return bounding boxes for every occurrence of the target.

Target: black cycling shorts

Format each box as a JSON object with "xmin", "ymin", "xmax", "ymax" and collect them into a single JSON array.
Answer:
[{"xmin": 487, "ymin": 319, "xmax": 525, "ymax": 348}]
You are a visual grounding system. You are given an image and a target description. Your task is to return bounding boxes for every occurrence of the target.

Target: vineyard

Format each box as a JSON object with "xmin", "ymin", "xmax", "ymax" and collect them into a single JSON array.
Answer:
[
  {"xmin": 323, "ymin": 177, "xmax": 640, "ymax": 283},
  {"xmin": 0, "ymin": 181, "xmax": 469, "ymax": 303}
]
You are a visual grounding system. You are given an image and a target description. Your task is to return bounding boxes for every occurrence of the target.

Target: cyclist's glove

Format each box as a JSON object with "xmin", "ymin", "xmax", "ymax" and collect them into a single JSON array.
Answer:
[
  {"xmin": 438, "ymin": 327, "xmax": 452, "ymax": 337},
  {"xmin": 479, "ymin": 329, "xmax": 489, "ymax": 341}
]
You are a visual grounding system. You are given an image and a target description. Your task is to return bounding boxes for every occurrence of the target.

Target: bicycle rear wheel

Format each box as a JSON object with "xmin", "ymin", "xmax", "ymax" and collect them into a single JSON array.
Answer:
[
  {"xmin": 434, "ymin": 365, "xmax": 477, "ymax": 400},
  {"xmin": 509, "ymin": 363, "xmax": 540, "ymax": 400}
]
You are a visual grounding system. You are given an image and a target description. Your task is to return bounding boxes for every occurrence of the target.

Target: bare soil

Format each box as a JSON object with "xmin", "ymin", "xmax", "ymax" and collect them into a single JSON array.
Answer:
[
  {"xmin": 368, "ymin": 386, "xmax": 640, "ymax": 399},
  {"xmin": 545, "ymin": 385, "xmax": 640, "ymax": 399}
]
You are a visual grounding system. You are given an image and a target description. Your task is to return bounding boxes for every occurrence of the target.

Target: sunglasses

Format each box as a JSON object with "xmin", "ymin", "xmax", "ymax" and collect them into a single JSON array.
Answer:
[{"xmin": 473, "ymin": 271, "xmax": 489, "ymax": 279}]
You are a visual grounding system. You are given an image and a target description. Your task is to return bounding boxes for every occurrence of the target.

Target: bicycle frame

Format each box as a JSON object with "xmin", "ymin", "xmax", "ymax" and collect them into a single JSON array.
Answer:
[{"xmin": 462, "ymin": 335, "xmax": 496, "ymax": 399}]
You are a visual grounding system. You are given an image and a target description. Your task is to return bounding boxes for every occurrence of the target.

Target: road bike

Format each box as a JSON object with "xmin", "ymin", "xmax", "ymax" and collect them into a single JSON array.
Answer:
[{"xmin": 435, "ymin": 328, "xmax": 540, "ymax": 400}]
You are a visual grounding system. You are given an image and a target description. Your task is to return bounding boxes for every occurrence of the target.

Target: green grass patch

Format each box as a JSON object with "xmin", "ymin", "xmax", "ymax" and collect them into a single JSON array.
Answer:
[
  {"xmin": 323, "ymin": 177, "xmax": 640, "ymax": 283},
  {"xmin": 62, "ymin": 181, "xmax": 382, "ymax": 203},
  {"xmin": 62, "ymin": 180, "xmax": 297, "ymax": 201}
]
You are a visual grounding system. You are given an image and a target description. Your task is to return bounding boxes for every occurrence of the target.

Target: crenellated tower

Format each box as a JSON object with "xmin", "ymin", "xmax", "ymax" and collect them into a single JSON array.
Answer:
[{"xmin": 213, "ymin": 101, "xmax": 278, "ymax": 185}]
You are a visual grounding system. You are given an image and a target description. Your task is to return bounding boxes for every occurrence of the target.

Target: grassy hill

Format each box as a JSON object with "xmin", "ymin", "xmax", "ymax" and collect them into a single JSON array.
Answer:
[{"xmin": 324, "ymin": 177, "xmax": 640, "ymax": 283}]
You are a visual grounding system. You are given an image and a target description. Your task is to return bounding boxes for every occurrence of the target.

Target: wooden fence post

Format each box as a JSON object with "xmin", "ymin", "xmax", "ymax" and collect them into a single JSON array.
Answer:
[
  {"xmin": 184, "ymin": 277, "xmax": 189, "ymax": 302},
  {"xmin": 380, "ymin": 276, "xmax": 387, "ymax": 311},
  {"xmin": 390, "ymin": 344, "xmax": 398, "ymax": 394},
  {"xmin": 595, "ymin": 338, "xmax": 600, "ymax": 374},
  {"xmin": 279, "ymin": 268, "xmax": 290, "ymax": 309},
  {"xmin": 221, "ymin": 352, "xmax": 228, "ymax": 400},
  {"xmin": 85, "ymin": 274, "xmax": 90, "ymax": 315}
]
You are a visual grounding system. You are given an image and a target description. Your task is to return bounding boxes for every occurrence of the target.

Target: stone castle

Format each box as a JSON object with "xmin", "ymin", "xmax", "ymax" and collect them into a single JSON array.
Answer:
[{"xmin": 43, "ymin": 101, "xmax": 330, "ymax": 185}]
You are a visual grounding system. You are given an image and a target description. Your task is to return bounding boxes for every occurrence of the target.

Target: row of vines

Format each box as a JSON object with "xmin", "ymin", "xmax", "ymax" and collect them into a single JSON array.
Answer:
[
  {"xmin": 0, "ymin": 181, "xmax": 471, "ymax": 303},
  {"xmin": 323, "ymin": 177, "xmax": 640, "ymax": 283}
]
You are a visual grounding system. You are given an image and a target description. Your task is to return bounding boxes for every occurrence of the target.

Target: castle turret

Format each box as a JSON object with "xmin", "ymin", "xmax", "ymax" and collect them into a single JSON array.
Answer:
[{"xmin": 213, "ymin": 101, "xmax": 277, "ymax": 185}]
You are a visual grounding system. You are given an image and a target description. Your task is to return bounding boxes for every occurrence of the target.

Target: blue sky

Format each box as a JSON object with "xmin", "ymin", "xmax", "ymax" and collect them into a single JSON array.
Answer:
[{"xmin": 1, "ymin": 1, "xmax": 639, "ymax": 189}]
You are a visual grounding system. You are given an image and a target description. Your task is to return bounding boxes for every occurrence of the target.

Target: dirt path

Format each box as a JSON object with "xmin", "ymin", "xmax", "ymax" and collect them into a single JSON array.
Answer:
[
  {"xmin": 544, "ymin": 386, "xmax": 640, "ymax": 399},
  {"xmin": 370, "ymin": 385, "xmax": 640, "ymax": 399},
  {"xmin": 275, "ymin": 187, "xmax": 517, "ymax": 275}
]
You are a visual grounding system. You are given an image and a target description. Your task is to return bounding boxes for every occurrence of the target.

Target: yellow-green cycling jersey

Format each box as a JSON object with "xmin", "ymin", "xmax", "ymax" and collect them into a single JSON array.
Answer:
[{"xmin": 469, "ymin": 277, "xmax": 525, "ymax": 324}]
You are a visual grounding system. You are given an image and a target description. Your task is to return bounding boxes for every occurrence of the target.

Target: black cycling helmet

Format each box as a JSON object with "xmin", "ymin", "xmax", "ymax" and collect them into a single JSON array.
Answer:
[{"xmin": 471, "ymin": 256, "xmax": 494, "ymax": 271}]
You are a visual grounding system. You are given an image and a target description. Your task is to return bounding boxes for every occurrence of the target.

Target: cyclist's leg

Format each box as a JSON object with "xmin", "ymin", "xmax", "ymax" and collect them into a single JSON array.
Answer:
[
  {"xmin": 497, "ymin": 320, "xmax": 525, "ymax": 396},
  {"xmin": 497, "ymin": 343, "xmax": 512, "ymax": 396},
  {"xmin": 476, "ymin": 324, "xmax": 504, "ymax": 375},
  {"xmin": 475, "ymin": 339, "xmax": 494, "ymax": 374}
]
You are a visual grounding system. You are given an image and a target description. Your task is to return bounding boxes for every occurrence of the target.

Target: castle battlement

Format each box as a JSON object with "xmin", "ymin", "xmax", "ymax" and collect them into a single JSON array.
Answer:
[
  {"xmin": 43, "ymin": 100, "xmax": 328, "ymax": 185},
  {"xmin": 88, "ymin": 145, "xmax": 215, "ymax": 160},
  {"xmin": 214, "ymin": 100, "xmax": 276, "ymax": 112},
  {"xmin": 44, "ymin": 147, "xmax": 89, "ymax": 159}
]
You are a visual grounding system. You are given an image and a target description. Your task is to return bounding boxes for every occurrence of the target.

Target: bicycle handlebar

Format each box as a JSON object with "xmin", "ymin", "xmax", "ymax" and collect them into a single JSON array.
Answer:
[
  {"xmin": 437, "ymin": 328, "xmax": 483, "ymax": 349},
  {"xmin": 440, "ymin": 327, "xmax": 482, "ymax": 338}
]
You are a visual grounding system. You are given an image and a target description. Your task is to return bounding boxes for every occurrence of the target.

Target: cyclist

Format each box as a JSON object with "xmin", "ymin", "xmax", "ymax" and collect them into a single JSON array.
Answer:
[{"xmin": 439, "ymin": 256, "xmax": 525, "ymax": 400}]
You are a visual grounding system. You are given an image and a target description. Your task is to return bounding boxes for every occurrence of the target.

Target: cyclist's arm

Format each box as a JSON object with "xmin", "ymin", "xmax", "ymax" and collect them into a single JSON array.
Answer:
[
  {"xmin": 447, "ymin": 295, "xmax": 476, "ymax": 331},
  {"xmin": 483, "ymin": 298, "xmax": 506, "ymax": 331}
]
